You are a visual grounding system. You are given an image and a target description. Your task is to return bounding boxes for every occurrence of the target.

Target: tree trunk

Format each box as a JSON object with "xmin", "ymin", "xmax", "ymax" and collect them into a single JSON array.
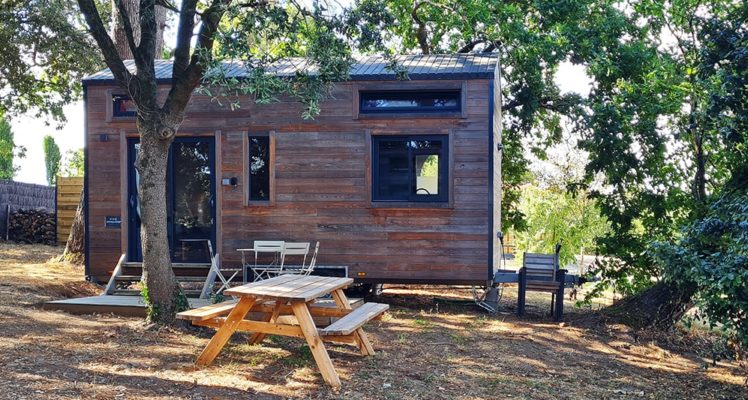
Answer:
[
  {"xmin": 62, "ymin": 190, "xmax": 85, "ymax": 264},
  {"xmin": 694, "ymin": 132, "xmax": 707, "ymax": 205},
  {"xmin": 136, "ymin": 118, "xmax": 182, "ymax": 324},
  {"xmin": 79, "ymin": 0, "xmax": 225, "ymax": 324},
  {"xmin": 604, "ymin": 281, "xmax": 696, "ymax": 329},
  {"xmin": 111, "ymin": 0, "xmax": 167, "ymax": 59}
]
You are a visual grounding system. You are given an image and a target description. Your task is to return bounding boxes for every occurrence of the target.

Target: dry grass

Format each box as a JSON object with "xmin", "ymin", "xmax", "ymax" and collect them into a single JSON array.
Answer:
[{"xmin": 0, "ymin": 242, "xmax": 745, "ymax": 399}]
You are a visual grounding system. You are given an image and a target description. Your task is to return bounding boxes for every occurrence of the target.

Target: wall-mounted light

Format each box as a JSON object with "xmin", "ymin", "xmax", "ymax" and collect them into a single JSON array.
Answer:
[
  {"xmin": 99, "ymin": 134, "xmax": 110, "ymax": 142},
  {"xmin": 222, "ymin": 177, "xmax": 239, "ymax": 188}
]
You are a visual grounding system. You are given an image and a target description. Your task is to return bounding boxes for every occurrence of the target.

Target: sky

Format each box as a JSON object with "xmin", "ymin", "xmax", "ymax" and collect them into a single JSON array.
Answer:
[{"xmin": 11, "ymin": 102, "xmax": 85, "ymax": 185}]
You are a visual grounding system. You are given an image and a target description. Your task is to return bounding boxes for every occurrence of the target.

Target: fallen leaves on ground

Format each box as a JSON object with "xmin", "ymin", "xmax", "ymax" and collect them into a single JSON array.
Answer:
[{"xmin": 0, "ymin": 243, "xmax": 745, "ymax": 399}]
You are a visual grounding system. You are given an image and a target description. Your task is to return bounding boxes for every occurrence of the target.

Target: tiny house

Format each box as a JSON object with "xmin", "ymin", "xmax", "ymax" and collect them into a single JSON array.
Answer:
[{"xmin": 82, "ymin": 54, "xmax": 503, "ymax": 288}]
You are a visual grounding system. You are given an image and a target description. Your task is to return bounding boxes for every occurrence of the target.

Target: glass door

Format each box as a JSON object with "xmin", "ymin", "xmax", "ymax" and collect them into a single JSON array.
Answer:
[
  {"xmin": 169, "ymin": 138, "xmax": 215, "ymax": 263},
  {"xmin": 127, "ymin": 137, "xmax": 215, "ymax": 263},
  {"xmin": 126, "ymin": 139, "xmax": 142, "ymax": 262}
]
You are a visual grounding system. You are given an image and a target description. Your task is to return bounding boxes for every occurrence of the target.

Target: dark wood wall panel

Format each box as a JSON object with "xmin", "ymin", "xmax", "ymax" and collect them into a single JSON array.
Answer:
[
  {"xmin": 85, "ymin": 84, "xmax": 126, "ymax": 281},
  {"xmin": 86, "ymin": 79, "xmax": 492, "ymax": 284}
]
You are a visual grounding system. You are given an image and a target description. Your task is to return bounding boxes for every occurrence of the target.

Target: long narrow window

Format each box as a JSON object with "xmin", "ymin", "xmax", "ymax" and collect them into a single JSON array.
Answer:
[
  {"xmin": 372, "ymin": 135, "xmax": 449, "ymax": 203},
  {"xmin": 360, "ymin": 90, "xmax": 461, "ymax": 114},
  {"xmin": 248, "ymin": 136, "xmax": 270, "ymax": 202}
]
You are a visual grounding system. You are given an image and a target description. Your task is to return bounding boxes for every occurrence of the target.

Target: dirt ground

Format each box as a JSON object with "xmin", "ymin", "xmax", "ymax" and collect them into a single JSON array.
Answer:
[{"xmin": 0, "ymin": 242, "xmax": 745, "ymax": 399}]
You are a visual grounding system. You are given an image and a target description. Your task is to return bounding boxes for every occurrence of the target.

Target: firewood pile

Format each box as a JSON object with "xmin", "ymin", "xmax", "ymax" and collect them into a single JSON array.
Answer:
[{"xmin": 8, "ymin": 208, "xmax": 56, "ymax": 245}]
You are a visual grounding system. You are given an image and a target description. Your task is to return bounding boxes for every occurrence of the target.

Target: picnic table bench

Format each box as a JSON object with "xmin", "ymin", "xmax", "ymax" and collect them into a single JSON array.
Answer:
[{"xmin": 178, "ymin": 274, "xmax": 388, "ymax": 387}]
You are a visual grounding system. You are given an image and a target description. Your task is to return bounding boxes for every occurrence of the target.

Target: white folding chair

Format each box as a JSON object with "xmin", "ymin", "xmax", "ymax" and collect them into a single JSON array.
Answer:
[
  {"xmin": 268, "ymin": 242, "xmax": 310, "ymax": 277},
  {"xmin": 213, "ymin": 254, "xmax": 242, "ymax": 294},
  {"xmin": 299, "ymin": 242, "xmax": 320, "ymax": 276},
  {"xmin": 201, "ymin": 243, "xmax": 241, "ymax": 298},
  {"xmin": 276, "ymin": 241, "xmax": 319, "ymax": 276},
  {"xmin": 244, "ymin": 240, "xmax": 285, "ymax": 281}
]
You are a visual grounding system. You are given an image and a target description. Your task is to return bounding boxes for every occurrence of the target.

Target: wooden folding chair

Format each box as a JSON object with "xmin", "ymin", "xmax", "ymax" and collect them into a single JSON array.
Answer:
[{"xmin": 517, "ymin": 246, "xmax": 566, "ymax": 321}]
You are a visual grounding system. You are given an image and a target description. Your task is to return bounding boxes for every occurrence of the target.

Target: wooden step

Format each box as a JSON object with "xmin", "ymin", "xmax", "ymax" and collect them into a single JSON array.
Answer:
[
  {"xmin": 112, "ymin": 289, "xmax": 141, "ymax": 296},
  {"xmin": 115, "ymin": 275, "xmax": 142, "ymax": 282},
  {"xmin": 122, "ymin": 262, "xmax": 212, "ymax": 269},
  {"xmin": 112, "ymin": 288, "xmax": 204, "ymax": 297},
  {"xmin": 177, "ymin": 276, "xmax": 211, "ymax": 282},
  {"xmin": 319, "ymin": 302, "xmax": 389, "ymax": 336},
  {"xmin": 114, "ymin": 275, "xmax": 209, "ymax": 283},
  {"xmin": 114, "ymin": 273, "xmax": 231, "ymax": 283}
]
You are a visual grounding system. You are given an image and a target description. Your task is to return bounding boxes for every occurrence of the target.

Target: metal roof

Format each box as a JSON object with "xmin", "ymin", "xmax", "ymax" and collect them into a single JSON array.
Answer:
[{"xmin": 83, "ymin": 54, "xmax": 497, "ymax": 83}]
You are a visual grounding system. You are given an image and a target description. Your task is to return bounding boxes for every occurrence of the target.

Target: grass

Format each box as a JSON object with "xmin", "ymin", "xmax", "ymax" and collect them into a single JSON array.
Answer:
[{"xmin": 0, "ymin": 242, "xmax": 745, "ymax": 399}]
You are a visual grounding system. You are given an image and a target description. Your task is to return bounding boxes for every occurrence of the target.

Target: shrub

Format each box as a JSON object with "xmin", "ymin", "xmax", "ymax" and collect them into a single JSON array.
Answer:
[{"xmin": 652, "ymin": 191, "xmax": 748, "ymax": 355}]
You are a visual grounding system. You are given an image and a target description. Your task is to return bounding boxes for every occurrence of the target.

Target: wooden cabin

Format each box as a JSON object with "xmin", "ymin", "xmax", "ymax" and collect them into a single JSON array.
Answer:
[{"xmin": 82, "ymin": 54, "xmax": 503, "ymax": 288}]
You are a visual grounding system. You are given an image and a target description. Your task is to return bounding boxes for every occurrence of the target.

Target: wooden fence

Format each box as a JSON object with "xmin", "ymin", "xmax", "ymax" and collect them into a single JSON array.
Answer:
[{"xmin": 56, "ymin": 177, "xmax": 83, "ymax": 244}]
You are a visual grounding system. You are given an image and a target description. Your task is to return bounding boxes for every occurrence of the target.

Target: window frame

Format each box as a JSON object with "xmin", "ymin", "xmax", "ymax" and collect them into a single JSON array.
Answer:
[
  {"xmin": 112, "ymin": 94, "xmax": 137, "ymax": 118},
  {"xmin": 370, "ymin": 134, "xmax": 450, "ymax": 204},
  {"xmin": 106, "ymin": 90, "xmax": 138, "ymax": 122},
  {"xmin": 359, "ymin": 90, "xmax": 462, "ymax": 115},
  {"xmin": 244, "ymin": 131, "xmax": 275, "ymax": 206},
  {"xmin": 353, "ymin": 82, "xmax": 467, "ymax": 120}
]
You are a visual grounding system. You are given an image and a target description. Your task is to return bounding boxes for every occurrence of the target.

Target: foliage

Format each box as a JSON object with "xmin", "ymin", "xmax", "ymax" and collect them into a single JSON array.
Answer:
[
  {"xmin": 652, "ymin": 192, "xmax": 748, "ymax": 352},
  {"xmin": 697, "ymin": 3, "xmax": 748, "ymax": 191},
  {"xmin": 573, "ymin": 0, "xmax": 748, "ymax": 299},
  {"xmin": 650, "ymin": 3, "xmax": 748, "ymax": 349},
  {"xmin": 513, "ymin": 185, "xmax": 609, "ymax": 267},
  {"xmin": 0, "ymin": 0, "xmax": 102, "ymax": 122},
  {"xmin": 0, "ymin": 116, "xmax": 26, "ymax": 180},
  {"xmin": 374, "ymin": 0, "xmax": 644, "ymax": 231},
  {"xmin": 42, "ymin": 135, "xmax": 61, "ymax": 185},
  {"xmin": 61, "ymin": 149, "xmax": 85, "ymax": 177},
  {"xmin": 585, "ymin": 2, "xmax": 748, "ymax": 332},
  {"xmin": 200, "ymin": 1, "xmax": 396, "ymax": 118}
]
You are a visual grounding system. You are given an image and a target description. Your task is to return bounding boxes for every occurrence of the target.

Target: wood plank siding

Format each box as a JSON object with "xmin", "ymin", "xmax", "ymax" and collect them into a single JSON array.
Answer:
[{"xmin": 85, "ymin": 79, "xmax": 492, "ymax": 285}]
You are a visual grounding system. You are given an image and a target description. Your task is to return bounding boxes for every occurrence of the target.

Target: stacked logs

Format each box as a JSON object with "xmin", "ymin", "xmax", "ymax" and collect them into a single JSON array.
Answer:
[{"xmin": 8, "ymin": 208, "xmax": 56, "ymax": 245}]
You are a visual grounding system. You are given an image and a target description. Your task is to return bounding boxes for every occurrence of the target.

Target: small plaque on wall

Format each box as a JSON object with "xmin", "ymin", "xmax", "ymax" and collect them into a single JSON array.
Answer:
[{"xmin": 105, "ymin": 216, "xmax": 121, "ymax": 229}]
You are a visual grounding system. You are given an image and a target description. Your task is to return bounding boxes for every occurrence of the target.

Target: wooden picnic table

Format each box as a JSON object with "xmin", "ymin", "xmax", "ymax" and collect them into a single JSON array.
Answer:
[{"xmin": 178, "ymin": 274, "xmax": 388, "ymax": 387}]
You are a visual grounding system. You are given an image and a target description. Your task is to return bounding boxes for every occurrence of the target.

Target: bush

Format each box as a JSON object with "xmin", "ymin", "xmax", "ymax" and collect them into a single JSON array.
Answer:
[{"xmin": 652, "ymin": 191, "xmax": 748, "ymax": 354}]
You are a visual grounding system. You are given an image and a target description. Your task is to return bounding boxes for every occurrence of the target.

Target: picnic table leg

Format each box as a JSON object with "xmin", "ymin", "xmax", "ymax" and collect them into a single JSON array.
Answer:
[
  {"xmin": 196, "ymin": 297, "xmax": 256, "ymax": 366},
  {"xmin": 249, "ymin": 300, "xmax": 283, "ymax": 345},
  {"xmin": 331, "ymin": 289, "xmax": 375, "ymax": 356},
  {"xmin": 291, "ymin": 300, "xmax": 341, "ymax": 388}
]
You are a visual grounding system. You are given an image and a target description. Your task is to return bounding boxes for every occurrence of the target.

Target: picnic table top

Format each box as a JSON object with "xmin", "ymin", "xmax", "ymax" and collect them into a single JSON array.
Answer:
[{"xmin": 224, "ymin": 274, "xmax": 354, "ymax": 302}]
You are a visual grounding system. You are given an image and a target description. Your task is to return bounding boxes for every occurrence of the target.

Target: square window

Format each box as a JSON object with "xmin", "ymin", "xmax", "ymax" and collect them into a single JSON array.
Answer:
[
  {"xmin": 248, "ymin": 136, "xmax": 270, "ymax": 202},
  {"xmin": 372, "ymin": 136, "xmax": 448, "ymax": 203},
  {"xmin": 112, "ymin": 94, "xmax": 137, "ymax": 117}
]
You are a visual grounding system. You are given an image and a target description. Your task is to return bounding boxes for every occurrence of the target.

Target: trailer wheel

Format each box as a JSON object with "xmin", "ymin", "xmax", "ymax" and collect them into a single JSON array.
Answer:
[
  {"xmin": 344, "ymin": 283, "xmax": 370, "ymax": 297},
  {"xmin": 346, "ymin": 283, "xmax": 384, "ymax": 298}
]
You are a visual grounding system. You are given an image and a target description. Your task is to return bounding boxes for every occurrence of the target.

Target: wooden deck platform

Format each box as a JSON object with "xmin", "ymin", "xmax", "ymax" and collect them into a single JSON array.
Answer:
[{"xmin": 43, "ymin": 295, "xmax": 363, "ymax": 325}]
